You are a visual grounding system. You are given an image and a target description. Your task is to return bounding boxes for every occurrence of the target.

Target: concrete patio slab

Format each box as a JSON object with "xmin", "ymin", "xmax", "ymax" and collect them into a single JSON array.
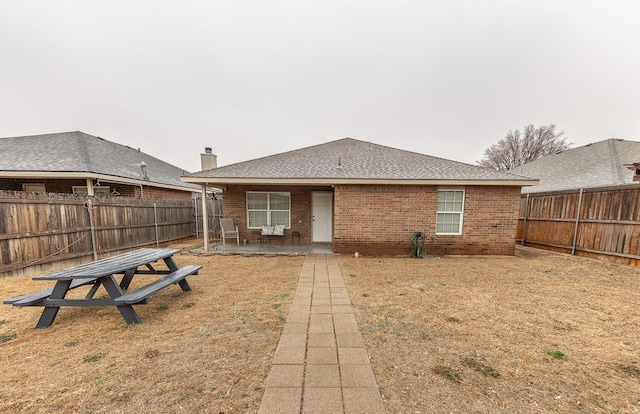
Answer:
[
  {"xmin": 258, "ymin": 387, "xmax": 302, "ymax": 414},
  {"xmin": 303, "ymin": 388, "xmax": 343, "ymax": 414}
]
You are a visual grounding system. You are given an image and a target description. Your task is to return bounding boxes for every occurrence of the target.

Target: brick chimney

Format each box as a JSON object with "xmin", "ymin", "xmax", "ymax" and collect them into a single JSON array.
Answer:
[{"xmin": 200, "ymin": 147, "xmax": 217, "ymax": 171}]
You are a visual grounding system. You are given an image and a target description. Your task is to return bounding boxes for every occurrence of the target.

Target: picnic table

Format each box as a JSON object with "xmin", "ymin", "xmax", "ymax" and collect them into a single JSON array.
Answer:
[{"xmin": 3, "ymin": 248, "xmax": 201, "ymax": 328}]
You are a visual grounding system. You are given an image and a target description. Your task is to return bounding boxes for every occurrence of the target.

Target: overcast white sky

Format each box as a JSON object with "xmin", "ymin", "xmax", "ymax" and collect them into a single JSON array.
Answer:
[{"xmin": 1, "ymin": 0, "xmax": 638, "ymax": 172}]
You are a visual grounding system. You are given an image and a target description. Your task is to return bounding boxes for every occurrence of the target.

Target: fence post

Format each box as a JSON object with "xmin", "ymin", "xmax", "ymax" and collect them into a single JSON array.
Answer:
[
  {"xmin": 521, "ymin": 193, "xmax": 530, "ymax": 246},
  {"xmin": 194, "ymin": 198, "xmax": 199, "ymax": 238},
  {"xmin": 153, "ymin": 202, "xmax": 159, "ymax": 247},
  {"xmin": 571, "ymin": 189, "xmax": 584, "ymax": 255},
  {"xmin": 86, "ymin": 198, "xmax": 98, "ymax": 261}
]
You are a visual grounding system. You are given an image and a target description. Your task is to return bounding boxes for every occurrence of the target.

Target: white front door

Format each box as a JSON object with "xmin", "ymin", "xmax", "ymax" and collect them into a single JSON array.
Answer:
[{"xmin": 312, "ymin": 192, "xmax": 333, "ymax": 243}]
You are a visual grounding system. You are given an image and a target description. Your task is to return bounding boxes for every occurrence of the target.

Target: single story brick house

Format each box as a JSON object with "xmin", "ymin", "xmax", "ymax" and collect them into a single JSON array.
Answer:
[
  {"xmin": 0, "ymin": 131, "xmax": 199, "ymax": 199},
  {"xmin": 182, "ymin": 138, "xmax": 537, "ymax": 256}
]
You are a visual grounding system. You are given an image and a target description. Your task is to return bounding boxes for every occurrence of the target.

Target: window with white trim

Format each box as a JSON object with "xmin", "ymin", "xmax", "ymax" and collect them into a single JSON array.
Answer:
[
  {"xmin": 436, "ymin": 189, "xmax": 464, "ymax": 235},
  {"xmin": 246, "ymin": 192, "xmax": 291, "ymax": 228}
]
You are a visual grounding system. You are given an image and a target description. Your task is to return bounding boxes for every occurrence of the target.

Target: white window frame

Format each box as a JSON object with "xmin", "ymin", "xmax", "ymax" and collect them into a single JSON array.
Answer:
[
  {"xmin": 436, "ymin": 189, "xmax": 465, "ymax": 235},
  {"xmin": 246, "ymin": 192, "xmax": 291, "ymax": 229},
  {"xmin": 72, "ymin": 186, "xmax": 111, "ymax": 197}
]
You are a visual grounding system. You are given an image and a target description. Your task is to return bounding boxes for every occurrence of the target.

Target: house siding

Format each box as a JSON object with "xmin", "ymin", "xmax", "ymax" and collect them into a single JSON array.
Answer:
[{"xmin": 333, "ymin": 184, "xmax": 520, "ymax": 256}]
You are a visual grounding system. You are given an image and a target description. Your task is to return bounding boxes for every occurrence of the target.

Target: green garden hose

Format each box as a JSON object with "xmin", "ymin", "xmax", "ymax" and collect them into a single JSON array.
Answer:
[{"xmin": 411, "ymin": 231, "xmax": 426, "ymax": 258}]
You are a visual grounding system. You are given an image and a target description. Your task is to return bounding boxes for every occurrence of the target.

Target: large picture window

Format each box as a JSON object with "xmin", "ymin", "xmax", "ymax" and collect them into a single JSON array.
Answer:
[
  {"xmin": 246, "ymin": 192, "xmax": 291, "ymax": 228},
  {"xmin": 436, "ymin": 189, "xmax": 464, "ymax": 235}
]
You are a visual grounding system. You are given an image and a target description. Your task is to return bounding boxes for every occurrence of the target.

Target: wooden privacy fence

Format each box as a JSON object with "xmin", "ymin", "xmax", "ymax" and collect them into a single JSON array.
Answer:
[
  {"xmin": 517, "ymin": 185, "xmax": 640, "ymax": 267},
  {"xmin": 0, "ymin": 191, "xmax": 209, "ymax": 276}
]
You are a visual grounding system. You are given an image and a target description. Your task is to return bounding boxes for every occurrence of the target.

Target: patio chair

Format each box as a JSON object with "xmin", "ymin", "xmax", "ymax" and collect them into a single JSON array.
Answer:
[{"xmin": 219, "ymin": 218, "xmax": 239, "ymax": 246}]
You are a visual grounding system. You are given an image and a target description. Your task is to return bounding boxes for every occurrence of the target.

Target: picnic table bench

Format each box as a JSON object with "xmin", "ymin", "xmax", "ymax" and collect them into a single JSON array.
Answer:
[{"xmin": 3, "ymin": 248, "xmax": 201, "ymax": 328}]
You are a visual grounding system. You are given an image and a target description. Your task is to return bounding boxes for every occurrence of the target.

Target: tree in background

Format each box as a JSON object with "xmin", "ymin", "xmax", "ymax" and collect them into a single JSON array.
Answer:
[{"xmin": 478, "ymin": 124, "xmax": 571, "ymax": 171}]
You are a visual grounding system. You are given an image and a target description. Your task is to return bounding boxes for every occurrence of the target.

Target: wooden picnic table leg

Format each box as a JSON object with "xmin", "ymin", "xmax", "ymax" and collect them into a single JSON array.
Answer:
[
  {"xmin": 163, "ymin": 256, "xmax": 179, "ymax": 272},
  {"xmin": 100, "ymin": 275, "xmax": 142, "ymax": 325},
  {"xmin": 163, "ymin": 256, "xmax": 188, "ymax": 290},
  {"xmin": 163, "ymin": 256, "xmax": 193, "ymax": 291},
  {"xmin": 119, "ymin": 268, "xmax": 137, "ymax": 290},
  {"xmin": 36, "ymin": 280, "xmax": 71, "ymax": 329}
]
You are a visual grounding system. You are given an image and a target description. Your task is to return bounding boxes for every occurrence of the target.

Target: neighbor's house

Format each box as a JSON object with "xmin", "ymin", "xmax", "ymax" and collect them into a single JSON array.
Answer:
[
  {"xmin": 506, "ymin": 138, "xmax": 640, "ymax": 267},
  {"xmin": 182, "ymin": 138, "xmax": 537, "ymax": 256},
  {"xmin": 0, "ymin": 131, "xmax": 198, "ymax": 199},
  {"xmin": 626, "ymin": 162, "xmax": 640, "ymax": 182},
  {"xmin": 506, "ymin": 138, "xmax": 640, "ymax": 194}
]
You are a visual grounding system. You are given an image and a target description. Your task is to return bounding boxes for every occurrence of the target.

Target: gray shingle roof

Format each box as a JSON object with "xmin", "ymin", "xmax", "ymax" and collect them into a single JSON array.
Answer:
[
  {"xmin": 184, "ymin": 138, "xmax": 535, "ymax": 185},
  {"xmin": 0, "ymin": 131, "xmax": 197, "ymax": 191},
  {"xmin": 506, "ymin": 138, "xmax": 640, "ymax": 194}
]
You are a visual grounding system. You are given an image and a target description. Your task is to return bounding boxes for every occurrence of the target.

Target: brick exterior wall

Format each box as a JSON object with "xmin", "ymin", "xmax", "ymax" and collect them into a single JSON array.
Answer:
[
  {"xmin": 333, "ymin": 184, "xmax": 521, "ymax": 256},
  {"xmin": 222, "ymin": 183, "xmax": 521, "ymax": 256},
  {"xmin": 0, "ymin": 178, "xmax": 193, "ymax": 200},
  {"xmin": 133, "ymin": 185, "xmax": 193, "ymax": 200},
  {"xmin": 221, "ymin": 185, "xmax": 332, "ymax": 244}
]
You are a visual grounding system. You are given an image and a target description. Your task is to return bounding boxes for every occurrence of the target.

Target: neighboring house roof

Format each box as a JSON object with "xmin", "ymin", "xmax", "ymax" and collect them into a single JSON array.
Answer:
[
  {"xmin": 0, "ymin": 131, "xmax": 198, "ymax": 192},
  {"xmin": 507, "ymin": 138, "xmax": 640, "ymax": 194},
  {"xmin": 182, "ymin": 137, "xmax": 537, "ymax": 186}
]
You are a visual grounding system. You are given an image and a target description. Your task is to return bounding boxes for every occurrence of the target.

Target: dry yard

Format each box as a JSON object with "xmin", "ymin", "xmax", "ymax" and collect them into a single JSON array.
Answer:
[
  {"xmin": 0, "ymin": 246, "xmax": 638, "ymax": 413},
  {"xmin": 340, "ymin": 247, "xmax": 640, "ymax": 413}
]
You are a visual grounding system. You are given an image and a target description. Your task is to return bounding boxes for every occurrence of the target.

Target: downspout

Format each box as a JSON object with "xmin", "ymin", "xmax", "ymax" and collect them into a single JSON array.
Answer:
[{"xmin": 201, "ymin": 184, "xmax": 209, "ymax": 250}]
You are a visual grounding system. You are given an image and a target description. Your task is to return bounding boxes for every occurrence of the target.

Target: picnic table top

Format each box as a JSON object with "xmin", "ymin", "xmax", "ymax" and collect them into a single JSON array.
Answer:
[{"xmin": 33, "ymin": 248, "xmax": 180, "ymax": 281}]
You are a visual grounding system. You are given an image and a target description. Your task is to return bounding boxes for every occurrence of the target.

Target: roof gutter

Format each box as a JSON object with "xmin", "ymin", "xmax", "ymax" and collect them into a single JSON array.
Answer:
[
  {"xmin": 1, "ymin": 171, "xmax": 201, "ymax": 193},
  {"xmin": 181, "ymin": 177, "xmax": 539, "ymax": 187}
]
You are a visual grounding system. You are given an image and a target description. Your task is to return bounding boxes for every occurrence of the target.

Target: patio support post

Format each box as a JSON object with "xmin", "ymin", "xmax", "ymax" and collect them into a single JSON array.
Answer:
[
  {"xmin": 86, "ymin": 178, "xmax": 95, "ymax": 196},
  {"xmin": 201, "ymin": 184, "xmax": 209, "ymax": 251}
]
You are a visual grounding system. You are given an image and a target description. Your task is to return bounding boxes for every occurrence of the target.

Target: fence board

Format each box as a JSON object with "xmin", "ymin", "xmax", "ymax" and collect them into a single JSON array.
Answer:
[
  {"xmin": 0, "ymin": 191, "xmax": 221, "ymax": 277},
  {"xmin": 518, "ymin": 186, "xmax": 640, "ymax": 267}
]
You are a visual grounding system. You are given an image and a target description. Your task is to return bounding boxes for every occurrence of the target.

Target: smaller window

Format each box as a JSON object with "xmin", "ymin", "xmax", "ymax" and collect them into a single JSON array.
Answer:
[{"xmin": 436, "ymin": 189, "xmax": 464, "ymax": 235}]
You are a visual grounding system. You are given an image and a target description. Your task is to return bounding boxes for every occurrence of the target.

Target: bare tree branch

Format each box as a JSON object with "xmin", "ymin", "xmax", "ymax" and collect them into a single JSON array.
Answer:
[{"xmin": 478, "ymin": 124, "xmax": 570, "ymax": 171}]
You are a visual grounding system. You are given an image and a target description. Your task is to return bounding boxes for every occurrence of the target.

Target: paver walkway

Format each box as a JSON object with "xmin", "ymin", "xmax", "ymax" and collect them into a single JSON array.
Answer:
[{"xmin": 259, "ymin": 254, "xmax": 386, "ymax": 414}]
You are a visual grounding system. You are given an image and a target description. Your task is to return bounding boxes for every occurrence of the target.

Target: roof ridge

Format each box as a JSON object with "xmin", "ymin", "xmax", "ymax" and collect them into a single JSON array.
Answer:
[
  {"xmin": 214, "ymin": 137, "xmax": 356, "ymax": 169},
  {"xmin": 608, "ymin": 139, "xmax": 623, "ymax": 183}
]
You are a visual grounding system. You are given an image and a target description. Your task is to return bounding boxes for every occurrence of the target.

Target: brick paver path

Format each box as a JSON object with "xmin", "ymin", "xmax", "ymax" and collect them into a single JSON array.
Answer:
[{"xmin": 259, "ymin": 254, "xmax": 386, "ymax": 414}]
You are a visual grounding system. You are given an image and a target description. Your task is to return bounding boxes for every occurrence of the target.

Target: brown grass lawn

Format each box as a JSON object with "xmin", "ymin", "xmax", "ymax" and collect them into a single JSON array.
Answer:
[
  {"xmin": 0, "ymin": 253, "xmax": 303, "ymax": 413},
  {"xmin": 338, "ymin": 247, "xmax": 640, "ymax": 414},
  {"xmin": 1, "ymin": 247, "xmax": 640, "ymax": 413}
]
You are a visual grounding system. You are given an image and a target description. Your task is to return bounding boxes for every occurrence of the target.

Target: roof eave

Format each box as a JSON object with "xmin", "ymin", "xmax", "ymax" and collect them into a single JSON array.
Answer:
[
  {"xmin": 0, "ymin": 171, "xmax": 200, "ymax": 193},
  {"xmin": 181, "ymin": 176, "xmax": 539, "ymax": 187}
]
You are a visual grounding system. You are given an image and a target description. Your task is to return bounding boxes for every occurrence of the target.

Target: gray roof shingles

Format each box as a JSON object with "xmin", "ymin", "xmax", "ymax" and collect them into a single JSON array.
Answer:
[
  {"xmin": 186, "ymin": 138, "xmax": 533, "ymax": 183},
  {"xmin": 507, "ymin": 138, "xmax": 640, "ymax": 194},
  {"xmin": 0, "ymin": 131, "xmax": 196, "ymax": 190}
]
